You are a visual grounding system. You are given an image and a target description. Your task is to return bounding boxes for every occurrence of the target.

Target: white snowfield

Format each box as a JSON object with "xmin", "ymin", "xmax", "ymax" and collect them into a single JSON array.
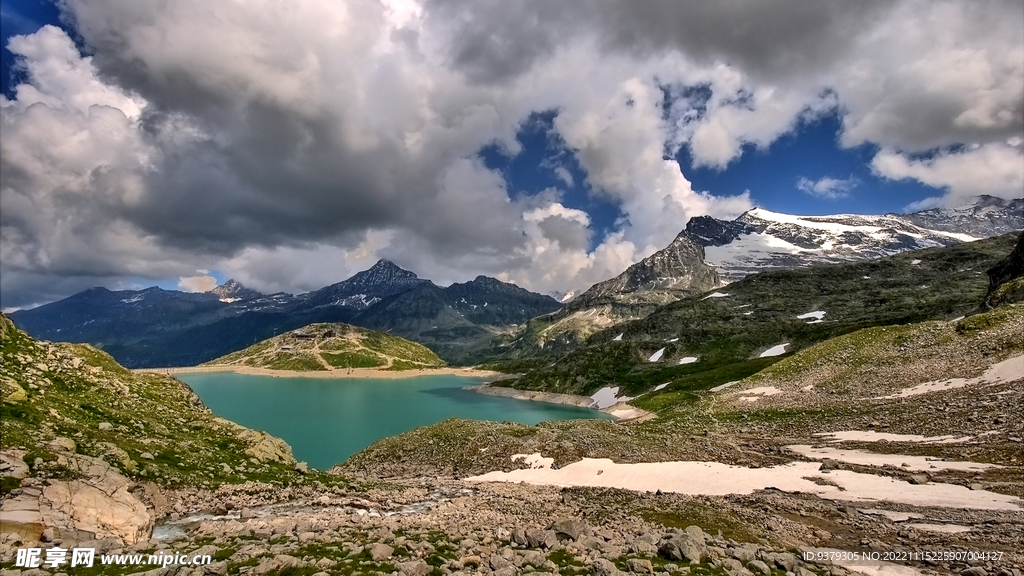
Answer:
[
  {"xmin": 511, "ymin": 453, "xmax": 553, "ymax": 470},
  {"xmin": 758, "ymin": 343, "xmax": 789, "ymax": 357},
  {"xmin": 648, "ymin": 348, "xmax": 665, "ymax": 362},
  {"xmin": 589, "ymin": 386, "xmax": 634, "ymax": 409},
  {"xmin": 709, "ymin": 380, "xmax": 740, "ymax": 392},
  {"xmin": 906, "ymin": 523, "xmax": 971, "ymax": 534},
  {"xmin": 875, "ymin": 354, "xmax": 1023, "ymax": 399},
  {"xmin": 736, "ymin": 386, "xmax": 783, "ymax": 402},
  {"xmin": 796, "ymin": 310, "xmax": 826, "ymax": 320},
  {"xmin": 786, "ymin": 445, "xmax": 999, "ymax": 473},
  {"xmin": 678, "ymin": 356, "xmax": 698, "ymax": 365},
  {"xmin": 467, "ymin": 455, "xmax": 1020, "ymax": 511},
  {"xmin": 701, "ymin": 207, "xmax": 983, "ymax": 283},
  {"xmin": 814, "ymin": 431, "xmax": 975, "ymax": 444},
  {"xmin": 612, "ymin": 333, "xmax": 623, "ymax": 341}
]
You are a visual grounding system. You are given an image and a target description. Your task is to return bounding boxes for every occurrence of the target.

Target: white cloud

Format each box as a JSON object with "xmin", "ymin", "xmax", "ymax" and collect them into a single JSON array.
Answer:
[
  {"xmin": 552, "ymin": 166, "xmax": 574, "ymax": 187},
  {"xmin": 178, "ymin": 275, "xmax": 217, "ymax": 292},
  {"xmin": 796, "ymin": 175, "xmax": 859, "ymax": 200},
  {"xmin": 872, "ymin": 143, "xmax": 1024, "ymax": 208},
  {"xmin": 1, "ymin": 0, "xmax": 1022, "ymax": 308}
]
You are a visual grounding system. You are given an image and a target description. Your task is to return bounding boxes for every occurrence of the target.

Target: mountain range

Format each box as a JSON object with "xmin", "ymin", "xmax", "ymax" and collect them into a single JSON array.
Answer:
[
  {"xmin": 8, "ymin": 196, "xmax": 1022, "ymax": 368},
  {"xmin": 8, "ymin": 260, "xmax": 560, "ymax": 367}
]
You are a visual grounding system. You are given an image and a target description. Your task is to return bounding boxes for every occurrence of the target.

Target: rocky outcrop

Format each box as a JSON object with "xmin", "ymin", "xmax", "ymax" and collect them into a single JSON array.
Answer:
[
  {"xmin": 984, "ymin": 232, "xmax": 1024, "ymax": 308},
  {"xmin": 0, "ymin": 451, "xmax": 152, "ymax": 545},
  {"xmin": 240, "ymin": 430, "xmax": 297, "ymax": 465}
]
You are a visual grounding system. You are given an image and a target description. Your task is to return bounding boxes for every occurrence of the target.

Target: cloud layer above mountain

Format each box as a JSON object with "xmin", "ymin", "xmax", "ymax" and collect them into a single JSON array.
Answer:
[{"xmin": 2, "ymin": 0, "xmax": 1022, "ymax": 307}]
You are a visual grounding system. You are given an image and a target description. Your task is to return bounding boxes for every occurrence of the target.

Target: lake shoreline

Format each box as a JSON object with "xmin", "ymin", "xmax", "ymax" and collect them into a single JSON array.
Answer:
[
  {"xmin": 135, "ymin": 364, "xmax": 509, "ymax": 380},
  {"xmin": 471, "ymin": 384, "xmax": 654, "ymax": 422}
]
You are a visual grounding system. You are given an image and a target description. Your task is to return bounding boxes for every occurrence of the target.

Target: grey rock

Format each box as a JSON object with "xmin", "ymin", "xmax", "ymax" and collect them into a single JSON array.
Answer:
[
  {"xmin": 398, "ymin": 560, "xmax": 431, "ymax": 576},
  {"xmin": 369, "ymin": 543, "xmax": 395, "ymax": 560},
  {"xmin": 522, "ymin": 550, "xmax": 547, "ymax": 568},
  {"xmin": 773, "ymin": 553, "xmax": 798, "ymax": 572},
  {"xmin": 550, "ymin": 518, "xmax": 589, "ymax": 542},
  {"xmin": 490, "ymin": 555, "xmax": 513, "ymax": 570},
  {"xmin": 659, "ymin": 533, "xmax": 706, "ymax": 564},
  {"xmin": 631, "ymin": 539, "xmax": 659, "ymax": 556},
  {"xmin": 203, "ymin": 561, "xmax": 228, "ymax": 575},
  {"xmin": 592, "ymin": 558, "xmax": 621, "ymax": 576},
  {"xmin": 748, "ymin": 560, "xmax": 772, "ymax": 576},
  {"xmin": 629, "ymin": 558, "xmax": 655, "ymax": 574},
  {"xmin": 909, "ymin": 474, "xmax": 930, "ymax": 485},
  {"xmin": 526, "ymin": 528, "xmax": 558, "ymax": 549},
  {"xmin": 962, "ymin": 569, "xmax": 988, "ymax": 576}
]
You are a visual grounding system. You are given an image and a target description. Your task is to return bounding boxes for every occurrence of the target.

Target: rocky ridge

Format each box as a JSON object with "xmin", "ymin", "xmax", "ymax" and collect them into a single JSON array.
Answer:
[{"xmin": 685, "ymin": 196, "xmax": 1023, "ymax": 283}]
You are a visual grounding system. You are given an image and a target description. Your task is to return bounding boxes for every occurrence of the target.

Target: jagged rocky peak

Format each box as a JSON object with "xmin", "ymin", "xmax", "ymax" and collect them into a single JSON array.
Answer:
[
  {"xmin": 577, "ymin": 231, "xmax": 720, "ymax": 302},
  {"xmin": 211, "ymin": 279, "xmax": 263, "ymax": 301},
  {"xmin": 684, "ymin": 215, "xmax": 758, "ymax": 247},
  {"xmin": 349, "ymin": 259, "xmax": 422, "ymax": 287}
]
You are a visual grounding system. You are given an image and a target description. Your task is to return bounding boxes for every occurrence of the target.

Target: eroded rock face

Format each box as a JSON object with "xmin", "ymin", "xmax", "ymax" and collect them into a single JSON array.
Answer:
[
  {"xmin": 0, "ymin": 451, "xmax": 152, "ymax": 545},
  {"xmin": 240, "ymin": 430, "xmax": 297, "ymax": 465}
]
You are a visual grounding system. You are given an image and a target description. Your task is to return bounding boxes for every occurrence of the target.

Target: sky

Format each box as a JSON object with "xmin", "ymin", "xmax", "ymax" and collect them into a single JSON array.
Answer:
[{"xmin": 1, "ymin": 0, "xmax": 1022, "ymax": 310}]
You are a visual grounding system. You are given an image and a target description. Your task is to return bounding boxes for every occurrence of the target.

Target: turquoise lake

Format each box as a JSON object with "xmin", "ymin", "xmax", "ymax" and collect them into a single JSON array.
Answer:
[{"xmin": 179, "ymin": 373, "xmax": 611, "ymax": 469}]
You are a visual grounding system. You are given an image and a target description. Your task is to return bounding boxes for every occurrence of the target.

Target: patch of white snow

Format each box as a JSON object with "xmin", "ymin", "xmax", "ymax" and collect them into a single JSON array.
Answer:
[
  {"xmin": 648, "ymin": 348, "xmax": 666, "ymax": 362},
  {"xmin": 876, "ymin": 355, "xmax": 1023, "ymax": 399},
  {"xmin": 701, "ymin": 292, "xmax": 730, "ymax": 300},
  {"xmin": 759, "ymin": 343, "xmax": 789, "ymax": 357}
]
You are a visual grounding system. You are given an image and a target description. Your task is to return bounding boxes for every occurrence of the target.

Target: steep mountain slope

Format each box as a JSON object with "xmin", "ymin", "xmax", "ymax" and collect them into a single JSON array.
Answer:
[
  {"xmin": 9, "ymin": 261, "xmax": 557, "ymax": 367},
  {"xmin": 205, "ymin": 322, "xmax": 445, "ymax": 371},
  {"xmin": 305, "ymin": 259, "xmax": 429, "ymax": 309},
  {"xmin": 500, "ymin": 232, "xmax": 720, "ymax": 355},
  {"xmin": 354, "ymin": 276, "xmax": 561, "ymax": 362},
  {"xmin": 502, "ymin": 232, "xmax": 1021, "ymax": 397},
  {"xmin": 210, "ymin": 278, "xmax": 263, "ymax": 301},
  {"xmin": 686, "ymin": 196, "xmax": 1023, "ymax": 282},
  {"xmin": 0, "ymin": 313, "xmax": 303, "ymax": 541}
]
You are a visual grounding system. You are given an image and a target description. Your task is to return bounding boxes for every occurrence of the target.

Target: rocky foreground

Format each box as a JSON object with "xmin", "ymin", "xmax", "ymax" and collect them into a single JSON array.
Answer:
[{"xmin": 2, "ymin": 288, "xmax": 1024, "ymax": 575}]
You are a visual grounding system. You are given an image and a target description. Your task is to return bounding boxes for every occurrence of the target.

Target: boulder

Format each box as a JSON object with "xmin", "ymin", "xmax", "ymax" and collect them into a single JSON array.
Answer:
[
  {"xmin": 0, "ymin": 454, "xmax": 151, "ymax": 545},
  {"xmin": 398, "ymin": 559, "xmax": 431, "ymax": 576},
  {"xmin": 628, "ymin": 558, "xmax": 654, "ymax": 574},
  {"xmin": 526, "ymin": 528, "xmax": 559, "ymax": 549},
  {"xmin": 592, "ymin": 558, "xmax": 621, "ymax": 576},
  {"xmin": 550, "ymin": 518, "xmax": 590, "ymax": 541},
  {"xmin": 368, "ymin": 543, "xmax": 395, "ymax": 561},
  {"xmin": 748, "ymin": 560, "xmax": 772, "ymax": 576},
  {"xmin": 237, "ymin": 430, "xmax": 296, "ymax": 465},
  {"xmin": 659, "ymin": 532, "xmax": 707, "ymax": 564}
]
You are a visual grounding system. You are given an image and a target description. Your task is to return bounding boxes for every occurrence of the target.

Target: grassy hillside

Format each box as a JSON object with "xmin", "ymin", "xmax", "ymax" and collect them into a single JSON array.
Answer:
[
  {"xmin": 0, "ymin": 314, "xmax": 302, "ymax": 490},
  {"xmin": 497, "ymin": 232, "xmax": 1020, "ymax": 396},
  {"xmin": 341, "ymin": 302, "xmax": 1023, "ymax": 483},
  {"xmin": 205, "ymin": 322, "xmax": 446, "ymax": 371}
]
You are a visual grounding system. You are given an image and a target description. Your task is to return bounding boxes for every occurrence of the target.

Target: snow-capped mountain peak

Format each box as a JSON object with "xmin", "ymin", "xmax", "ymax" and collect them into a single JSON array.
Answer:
[{"xmin": 686, "ymin": 196, "xmax": 1023, "ymax": 282}]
